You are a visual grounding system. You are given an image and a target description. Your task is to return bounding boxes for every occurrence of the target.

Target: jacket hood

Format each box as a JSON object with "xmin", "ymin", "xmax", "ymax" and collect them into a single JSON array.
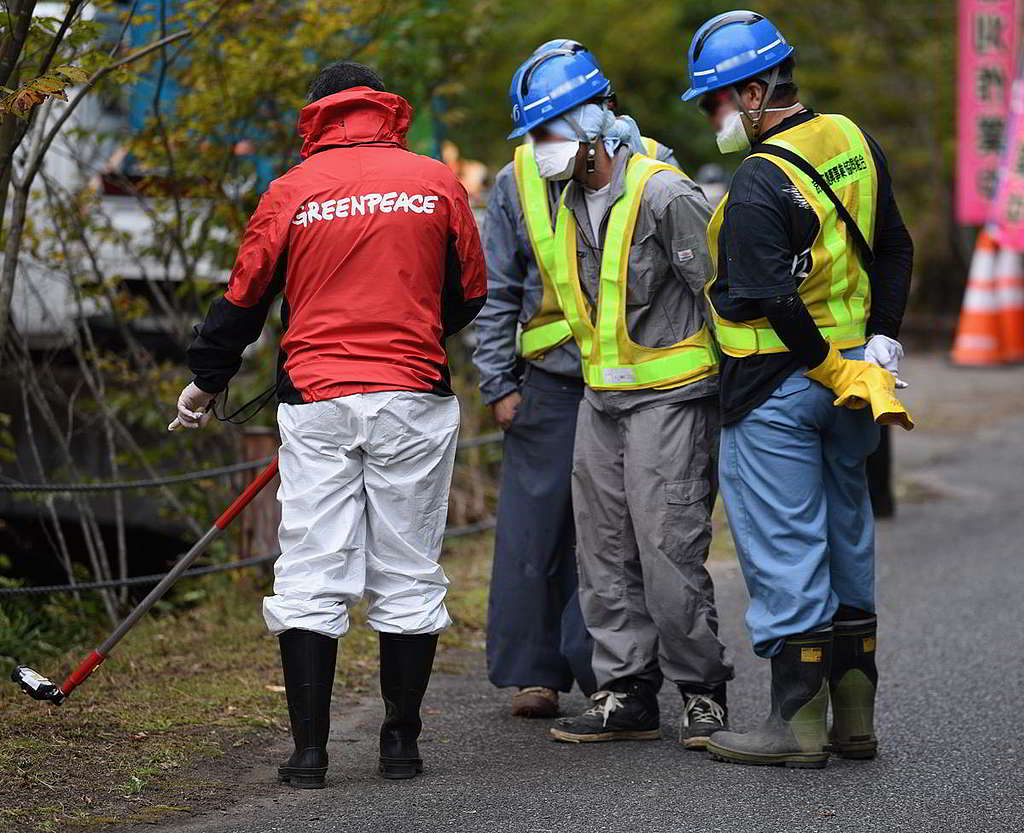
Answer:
[{"xmin": 297, "ymin": 88, "xmax": 412, "ymax": 158}]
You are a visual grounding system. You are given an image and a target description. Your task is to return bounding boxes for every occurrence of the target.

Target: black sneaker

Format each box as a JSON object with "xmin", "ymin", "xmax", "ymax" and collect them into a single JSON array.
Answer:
[
  {"xmin": 549, "ymin": 680, "xmax": 660, "ymax": 743},
  {"xmin": 678, "ymin": 684, "xmax": 728, "ymax": 750}
]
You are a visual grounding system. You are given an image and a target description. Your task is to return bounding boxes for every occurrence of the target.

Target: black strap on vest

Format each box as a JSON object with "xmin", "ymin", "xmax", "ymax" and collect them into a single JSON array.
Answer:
[{"xmin": 752, "ymin": 143, "xmax": 875, "ymax": 267}]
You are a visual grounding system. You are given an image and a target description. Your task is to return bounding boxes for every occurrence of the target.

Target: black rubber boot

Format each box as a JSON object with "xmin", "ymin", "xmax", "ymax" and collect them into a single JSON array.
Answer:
[
  {"xmin": 549, "ymin": 677, "xmax": 661, "ymax": 743},
  {"xmin": 378, "ymin": 632, "xmax": 438, "ymax": 780},
  {"xmin": 678, "ymin": 683, "xmax": 728, "ymax": 750},
  {"xmin": 277, "ymin": 629, "xmax": 338, "ymax": 789},
  {"xmin": 707, "ymin": 630, "xmax": 832, "ymax": 768},
  {"xmin": 829, "ymin": 615, "xmax": 878, "ymax": 759}
]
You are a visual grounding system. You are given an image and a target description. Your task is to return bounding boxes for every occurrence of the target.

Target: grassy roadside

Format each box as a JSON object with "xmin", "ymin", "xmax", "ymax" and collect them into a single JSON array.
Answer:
[
  {"xmin": 0, "ymin": 533, "xmax": 494, "ymax": 833},
  {"xmin": 0, "ymin": 506, "xmax": 735, "ymax": 833}
]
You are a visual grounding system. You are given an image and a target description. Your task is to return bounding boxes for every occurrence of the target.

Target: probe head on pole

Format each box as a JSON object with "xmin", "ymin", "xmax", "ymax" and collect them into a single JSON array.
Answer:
[{"xmin": 10, "ymin": 665, "xmax": 66, "ymax": 705}]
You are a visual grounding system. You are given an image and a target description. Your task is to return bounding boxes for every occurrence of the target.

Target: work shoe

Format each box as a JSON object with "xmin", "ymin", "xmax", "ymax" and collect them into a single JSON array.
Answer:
[
  {"xmin": 511, "ymin": 686, "xmax": 559, "ymax": 718},
  {"xmin": 678, "ymin": 683, "xmax": 728, "ymax": 750},
  {"xmin": 549, "ymin": 678, "xmax": 660, "ymax": 743},
  {"xmin": 707, "ymin": 630, "xmax": 832, "ymax": 769},
  {"xmin": 829, "ymin": 616, "xmax": 878, "ymax": 759},
  {"xmin": 378, "ymin": 632, "xmax": 438, "ymax": 780},
  {"xmin": 277, "ymin": 628, "xmax": 338, "ymax": 789}
]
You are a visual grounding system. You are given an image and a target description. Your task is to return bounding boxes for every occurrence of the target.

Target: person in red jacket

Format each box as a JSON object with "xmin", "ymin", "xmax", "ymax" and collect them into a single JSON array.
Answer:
[{"xmin": 168, "ymin": 62, "xmax": 486, "ymax": 787}]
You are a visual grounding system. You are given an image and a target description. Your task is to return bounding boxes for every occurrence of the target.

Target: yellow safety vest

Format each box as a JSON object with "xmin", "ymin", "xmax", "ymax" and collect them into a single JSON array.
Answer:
[
  {"xmin": 706, "ymin": 113, "xmax": 878, "ymax": 357},
  {"xmin": 549, "ymin": 154, "xmax": 718, "ymax": 391},
  {"xmin": 515, "ymin": 137, "xmax": 681, "ymax": 361},
  {"xmin": 514, "ymin": 145, "xmax": 575, "ymax": 360}
]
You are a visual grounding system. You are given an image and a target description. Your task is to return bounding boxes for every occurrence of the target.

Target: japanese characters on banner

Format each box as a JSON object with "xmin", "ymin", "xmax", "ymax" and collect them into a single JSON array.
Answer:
[
  {"xmin": 957, "ymin": 0, "xmax": 1023, "ymax": 225},
  {"xmin": 991, "ymin": 71, "xmax": 1024, "ymax": 245}
]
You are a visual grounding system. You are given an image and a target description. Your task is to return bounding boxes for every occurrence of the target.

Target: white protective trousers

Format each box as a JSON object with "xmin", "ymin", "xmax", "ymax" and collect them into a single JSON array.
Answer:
[{"xmin": 263, "ymin": 391, "xmax": 460, "ymax": 638}]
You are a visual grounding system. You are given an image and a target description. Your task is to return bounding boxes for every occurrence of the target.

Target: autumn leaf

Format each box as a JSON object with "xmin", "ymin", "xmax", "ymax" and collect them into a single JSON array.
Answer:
[
  {"xmin": 0, "ymin": 73, "xmax": 79, "ymax": 117},
  {"xmin": 31, "ymin": 76, "xmax": 68, "ymax": 95},
  {"xmin": 10, "ymin": 88, "xmax": 45, "ymax": 118},
  {"xmin": 53, "ymin": 65, "xmax": 90, "ymax": 84}
]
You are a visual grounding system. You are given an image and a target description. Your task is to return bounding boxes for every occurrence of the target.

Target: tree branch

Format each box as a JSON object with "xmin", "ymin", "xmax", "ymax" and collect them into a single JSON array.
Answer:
[
  {"xmin": 0, "ymin": 0, "xmax": 37, "ymax": 89},
  {"xmin": 34, "ymin": 0, "xmax": 86, "ymax": 81},
  {"xmin": 0, "ymin": 28, "xmax": 190, "ymax": 351},
  {"xmin": 20, "ymin": 28, "xmax": 191, "ymax": 190}
]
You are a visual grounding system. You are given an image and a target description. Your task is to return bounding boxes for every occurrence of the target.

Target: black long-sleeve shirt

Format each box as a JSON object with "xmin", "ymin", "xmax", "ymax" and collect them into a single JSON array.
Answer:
[{"xmin": 711, "ymin": 109, "xmax": 914, "ymax": 424}]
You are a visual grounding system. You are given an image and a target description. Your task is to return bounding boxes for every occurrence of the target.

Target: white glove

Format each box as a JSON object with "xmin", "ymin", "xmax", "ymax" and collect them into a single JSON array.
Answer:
[
  {"xmin": 864, "ymin": 334, "xmax": 908, "ymax": 389},
  {"xmin": 168, "ymin": 382, "xmax": 216, "ymax": 431}
]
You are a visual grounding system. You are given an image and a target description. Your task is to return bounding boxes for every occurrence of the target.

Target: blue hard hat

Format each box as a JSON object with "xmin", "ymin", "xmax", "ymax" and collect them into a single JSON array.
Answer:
[
  {"xmin": 532, "ymin": 39, "xmax": 619, "ymax": 102},
  {"xmin": 532, "ymin": 38, "xmax": 586, "ymax": 56},
  {"xmin": 507, "ymin": 46, "xmax": 611, "ymax": 139},
  {"xmin": 681, "ymin": 11, "xmax": 794, "ymax": 102}
]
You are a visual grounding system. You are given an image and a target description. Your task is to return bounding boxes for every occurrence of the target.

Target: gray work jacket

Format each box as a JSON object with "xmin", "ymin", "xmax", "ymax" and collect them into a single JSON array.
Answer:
[
  {"xmin": 560, "ymin": 147, "xmax": 718, "ymax": 417},
  {"xmin": 471, "ymin": 141, "xmax": 681, "ymax": 406}
]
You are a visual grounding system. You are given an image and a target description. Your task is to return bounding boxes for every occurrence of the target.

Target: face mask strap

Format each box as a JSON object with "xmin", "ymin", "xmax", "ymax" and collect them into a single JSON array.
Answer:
[{"xmin": 764, "ymin": 102, "xmax": 804, "ymax": 115}]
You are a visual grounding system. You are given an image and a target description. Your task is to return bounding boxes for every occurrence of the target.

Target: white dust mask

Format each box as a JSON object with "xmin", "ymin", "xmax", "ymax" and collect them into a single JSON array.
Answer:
[
  {"xmin": 715, "ymin": 109, "xmax": 751, "ymax": 155},
  {"xmin": 716, "ymin": 102, "xmax": 804, "ymax": 155},
  {"xmin": 534, "ymin": 140, "xmax": 580, "ymax": 180}
]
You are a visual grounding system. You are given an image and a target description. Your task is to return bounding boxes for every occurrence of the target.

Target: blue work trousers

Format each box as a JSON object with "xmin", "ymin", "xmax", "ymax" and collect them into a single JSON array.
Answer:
[
  {"xmin": 486, "ymin": 366, "xmax": 596, "ymax": 694},
  {"xmin": 719, "ymin": 352, "xmax": 881, "ymax": 658}
]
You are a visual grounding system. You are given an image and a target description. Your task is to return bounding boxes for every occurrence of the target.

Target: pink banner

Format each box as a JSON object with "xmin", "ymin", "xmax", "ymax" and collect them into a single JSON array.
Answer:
[
  {"xmin": 991, "ymin": 73, "xmax": 1024, "ymax": 245},
  {"xmin": 957, "ymin": 0, "xmax": 1023, "ymax": 225}
]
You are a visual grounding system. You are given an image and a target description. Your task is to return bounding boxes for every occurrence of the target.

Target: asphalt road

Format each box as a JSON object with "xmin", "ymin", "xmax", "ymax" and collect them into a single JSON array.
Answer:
[{"xmin": 153, "ymin": 357, "xmax": 1024, "ymax": 833}]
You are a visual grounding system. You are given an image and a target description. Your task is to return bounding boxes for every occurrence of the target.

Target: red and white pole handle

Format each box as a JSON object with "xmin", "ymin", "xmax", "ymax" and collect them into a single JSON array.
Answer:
[{"xmin": 58, "ymin": 457, "xmax": 280, "ymax": 699}]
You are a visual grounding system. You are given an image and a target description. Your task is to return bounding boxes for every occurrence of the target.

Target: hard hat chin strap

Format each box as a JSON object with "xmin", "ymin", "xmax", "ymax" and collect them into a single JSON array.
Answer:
[
  {"xmin": 732, "ymin": 65, "xmax": 782, "ymax": 140},
  {"xmin": 561, "ymin": 110, "xmax": 599, "ymax": 174},
  {"xmin": 587, "ymin": 101, "xmax": 611, "ymax": 172}
]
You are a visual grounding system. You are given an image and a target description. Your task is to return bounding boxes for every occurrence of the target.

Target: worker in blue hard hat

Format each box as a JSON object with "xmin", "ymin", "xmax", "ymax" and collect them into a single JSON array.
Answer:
[
  {"xmin": 472, "ymin": 40, "xmax": 682, "ymax": 721},
  {"xmin": 681, "ymin": 10, "xmax": 915, "ymax": 768},
  {"xmin": 494, "ymin": 41, "xmax": 734, "ymax": 748}
]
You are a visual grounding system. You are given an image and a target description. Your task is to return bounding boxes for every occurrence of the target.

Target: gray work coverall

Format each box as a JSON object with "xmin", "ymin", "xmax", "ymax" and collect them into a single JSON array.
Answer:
[
  {"xmin": 563, "ymin": 147, "xmax": 733, "ymax": 693},
  {"xmin": 472, "ymin": 142, "xmax": 680, "ymax": 694}
]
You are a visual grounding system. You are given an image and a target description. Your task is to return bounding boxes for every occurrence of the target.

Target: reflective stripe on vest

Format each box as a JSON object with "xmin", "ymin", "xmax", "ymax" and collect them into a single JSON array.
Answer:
[
  {"xmin": 705, "ymin": 114, "xmax": 878, "ymax": 357},
  {"xmin": 515, "ymin": 144, "xmax": 574, "ymax": 359},
  {"xmin": 551, "ymin": 154, "xmax": 718, "ymax": 390},
  {"xmin": 516, "ymin": 137, "xmax": 675, "ymax": 359}
]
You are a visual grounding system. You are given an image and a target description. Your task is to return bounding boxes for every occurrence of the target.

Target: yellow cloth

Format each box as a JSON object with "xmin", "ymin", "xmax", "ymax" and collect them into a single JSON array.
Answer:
[{"xmin": 805, "ymin": 345, "xmax": 915, "ymax": 431}]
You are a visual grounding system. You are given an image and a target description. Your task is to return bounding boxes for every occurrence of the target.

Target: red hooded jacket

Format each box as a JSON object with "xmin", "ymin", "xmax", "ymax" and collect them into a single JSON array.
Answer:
[{"xmin": 187, "ymin": 88, "xmax": 487, "ymax": 403}]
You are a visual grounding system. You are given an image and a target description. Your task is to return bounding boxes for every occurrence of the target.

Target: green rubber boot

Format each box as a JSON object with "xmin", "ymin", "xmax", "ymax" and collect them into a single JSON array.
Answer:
[
  {"xmin": 707, "ymin": 630, "xmax": 832, "ymax": 769},
  {"xmin": 829, "ymin": 616, "xmax": 878, "ymax": 759}
]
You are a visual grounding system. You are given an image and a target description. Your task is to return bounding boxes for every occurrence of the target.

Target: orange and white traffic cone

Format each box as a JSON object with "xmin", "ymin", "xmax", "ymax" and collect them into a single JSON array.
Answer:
[
  {"xmin": 995, "ymin": 243, "xmax": 1024, "ymax": 363},
  {"xmin": 952, "ymin": 229, "xmax": 1005, "ymax": 366}
]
